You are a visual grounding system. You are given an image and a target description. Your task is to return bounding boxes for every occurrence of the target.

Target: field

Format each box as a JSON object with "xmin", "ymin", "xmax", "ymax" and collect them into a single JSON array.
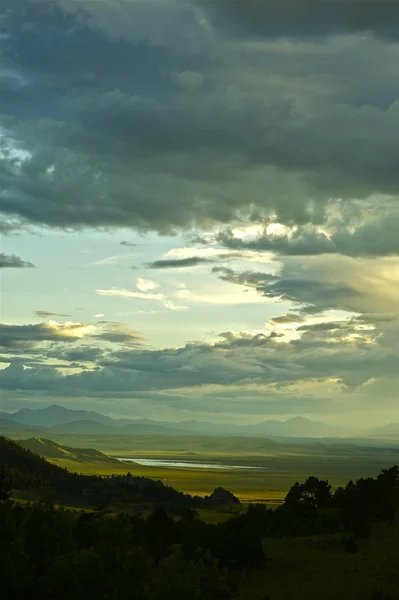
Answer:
[
  {"xmin": 26, "ymin": 432, "xmax": 399, "ymax": 503},
  {"xmin": 239, "ymin": 523, "xmax": 399, "ymax": 599}
]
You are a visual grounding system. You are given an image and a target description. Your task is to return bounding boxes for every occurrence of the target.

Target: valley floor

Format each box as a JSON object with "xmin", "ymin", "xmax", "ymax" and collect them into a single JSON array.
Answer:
[{"xmin": 44, "ymin": 437, "xmax": 399, "ymax": 503}]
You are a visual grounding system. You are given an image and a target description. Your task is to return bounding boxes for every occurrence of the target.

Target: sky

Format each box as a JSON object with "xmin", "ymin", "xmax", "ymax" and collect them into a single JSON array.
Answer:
[{"xmin": 1, "ymin": 0, "xmax": 399, "ymax": 426}]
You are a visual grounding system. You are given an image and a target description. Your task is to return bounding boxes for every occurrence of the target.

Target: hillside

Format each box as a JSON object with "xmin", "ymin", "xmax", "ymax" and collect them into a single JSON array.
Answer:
[
  {"xmin": 19, "ymin": 438, "xmax": 118, "ymax": 463},
  {"xmin": 0, "ymin": 435, "xmax": 79, "ymax": 492},
  {"xmin": 0, "ymin": 436, "xmax": 208, "ymax": 508}
]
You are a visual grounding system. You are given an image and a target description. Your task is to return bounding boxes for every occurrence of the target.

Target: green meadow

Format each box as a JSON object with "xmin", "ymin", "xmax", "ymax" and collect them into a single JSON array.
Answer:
[{"xmin": 28, "ymin": 432, "xmax": 399, "ymax": 503}]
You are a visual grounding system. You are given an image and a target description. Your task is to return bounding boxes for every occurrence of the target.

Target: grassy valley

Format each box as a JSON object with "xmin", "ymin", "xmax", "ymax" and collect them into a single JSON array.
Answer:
[
  {"xmin": 3, "ymin": 405, "xmax": 399, "ymax": 505},
  {"xmin": 6, "ymin": 431, "xmax": 399, "ymax": 505}
]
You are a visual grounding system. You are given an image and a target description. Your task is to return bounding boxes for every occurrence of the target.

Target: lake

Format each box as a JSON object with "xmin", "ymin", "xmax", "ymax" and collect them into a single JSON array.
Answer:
[{"xmin": 117, "ymin": 458, "xmax": 264, "ymax": 470}]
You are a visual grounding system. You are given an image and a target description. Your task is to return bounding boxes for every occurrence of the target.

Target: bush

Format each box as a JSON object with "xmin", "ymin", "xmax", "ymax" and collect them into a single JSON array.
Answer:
[{"xmin": 343, "ymin": 536, "xmax": 358, "ymax": 554}]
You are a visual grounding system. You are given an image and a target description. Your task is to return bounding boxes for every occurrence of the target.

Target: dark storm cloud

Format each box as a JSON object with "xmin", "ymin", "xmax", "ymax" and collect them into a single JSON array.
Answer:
[
  {"xmin": 2, "ymin": 0, "xmax": 399, "ymax": 259},
  {"xmin": 1, "ymin": 1, "xmax": 191, "ymax": 121},
  {"xmin": 196, "ymin": 0, "xmax": 399, "ymax": 41},
  {"xmin": 3, "ymin": 73, "xmax": 399, "ymax": 236},
  {"xmin": 146, "ymin": 256, "xmax": 213, "ymax": 269},
  {"xmin": 0, "ymin": 253, "xmax": 34, "ymax": 268}
]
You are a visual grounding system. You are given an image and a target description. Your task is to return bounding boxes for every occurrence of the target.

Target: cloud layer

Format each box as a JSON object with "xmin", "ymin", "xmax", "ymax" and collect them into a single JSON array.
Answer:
[
  {"xmin": 1, "ymin": 0, "xmax": 399, "ymax": 245},
  {"xmin": 1, "ymin": 0, "xmax": 399, "ymax": 422}
]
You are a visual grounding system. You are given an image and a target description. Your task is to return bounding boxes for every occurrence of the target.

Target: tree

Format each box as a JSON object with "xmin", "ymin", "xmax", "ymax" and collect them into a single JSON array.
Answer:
[
  {"xmin": 0, "ymin": 468, "xmax": 11, "ymax": 502},
  {"xmin": 147, "ymin": 548, "xmax": 238, "ymax": 600},
  {"xmin": 284, "ymin": 477, "xmax": 332, "ymax": 519}
]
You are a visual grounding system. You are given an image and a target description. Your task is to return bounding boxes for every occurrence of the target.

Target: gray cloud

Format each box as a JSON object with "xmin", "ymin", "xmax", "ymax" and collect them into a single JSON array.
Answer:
[
  {"xmin": 35, "ymin": 310, "xmax": 71, "ymax": 318},
  {"xmin": 0, "ymin": 322, "xmax": 92, "ymax": 351},
  {"xmin": 146, "ymin": 256, "xmax": 213, "ymax": 269},
  {"xmin": 120, "ymin": 241, "xmax": 138, "ymax": 247},
  {"xmin": 0, "ymin": 318, "xmax": 396, "ymax": 403},
  {"xmin": 0, "ymin": 301, "xmax": 398, "ymax": 418},
  {"xmin": 94, "ymin": 323, "xmax": 146, "ymax": 346},
  {"xmin": 270, "ymin": 314, "xmax": 305, "ymax": 325},
  {"xmin": 213, "ymin": 254, "xmax": 399, "ymax": 316},
  {"xmin": 218, "ymin": 211, "xmax": 399, "ymax": 257},
  {"xmin": 197, "ymin": 0, "xmax": 399, "ymax": 41},
  {"xmin": 46, "ymin": 345, "xmax": 105, "ymax": 364},
  {"xmin": 1, "ymin": 2, "xmax": 399, "ymax": 247},
  {"xmin": 0, "ymin": 319, "xmax": 146, "ymax": 356},
  {"xmin": 0, "ymin": 253, "xmax": 34, "ymax": 268}
]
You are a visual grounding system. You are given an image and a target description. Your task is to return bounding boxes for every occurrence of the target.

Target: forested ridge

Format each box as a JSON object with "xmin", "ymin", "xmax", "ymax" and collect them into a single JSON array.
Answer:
[
  {"xmin": 1, "ymin": 437, "xmax": 399, "ymax": 599},
  {"xmin": 0, "ymin": 436, "xmax": 209, "ymax": 508}
]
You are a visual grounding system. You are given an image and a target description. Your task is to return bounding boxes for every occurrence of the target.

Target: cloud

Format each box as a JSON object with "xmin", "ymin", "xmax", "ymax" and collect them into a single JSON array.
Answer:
[
  {"xmin": 0, "ymin": 321, "xmax": 95, "ymax": 351},
  {"xmin": 2, "ymin": 2, "xmax": 399, "ymax": 245},
  {"xmin": 196, "ymin": 0, "xmax": 399, "ymax": 41},
  {"xmin": 217, "ymin": 212, "xmax": 399, "ymax": 257},
  {"xmin": 46, "ymin": 345, "xmax": 105, "ymax": 364},
  {"xmin": 146, "ymin": 256, "xmax": 213, "ymax": 269},
  {"xmin": 91, "ymin": 254, "xmax": 135, "ymax": 266},
  {"xmin": 94, "ymin": 322, "xmax": 146, "ymax": 346},
  {"xmin": 136, "ymin": 277, "xmax": 160, "ymax": 292},
  {"xmin": 0, "ymin": 253, "xmax": 34, "ymax": 268},
  {"xmin": 213, "ymin": 255, "xmax": 399, "ymax": 315},
  {"xmin": 0, "ymin": 317, "xmax": 397, "ymax": 414},
  {"xmin": 171, "ymin": 70, "xmax": 204, "ymax": 92},
  {"xmin": 270, "ymin": 314, "xmax": 306, "ymax": 325},
  {"xmin": 95, "ymin": 287, "xmax": 188, "ymax": 311},
  {"xmin": 2, "ymin": 0, "xmax": 399, "ymax": 422},
  {"xmin": 35, "ymin": 311, "xmax": 71, "ymax": 318}
]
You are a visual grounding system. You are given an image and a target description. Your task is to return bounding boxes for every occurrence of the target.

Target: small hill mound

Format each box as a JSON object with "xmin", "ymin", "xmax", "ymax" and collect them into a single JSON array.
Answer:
[
  {"xmin": 20, "ymin": 438, "xmax": 118, "ymax": 463},
  {"xmin": 206, "ymin": 487, "xmax": 240, "ymax": 506}
]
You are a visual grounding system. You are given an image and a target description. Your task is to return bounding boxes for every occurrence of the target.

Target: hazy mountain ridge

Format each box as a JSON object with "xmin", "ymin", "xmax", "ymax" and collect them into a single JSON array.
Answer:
[
  {"xmin": 8, "ymin": 405, "xmax": 133, "ymax": 428},
  {"xmin": 1, "ymin": 404, "xmax": 399, "ymax": 441}
]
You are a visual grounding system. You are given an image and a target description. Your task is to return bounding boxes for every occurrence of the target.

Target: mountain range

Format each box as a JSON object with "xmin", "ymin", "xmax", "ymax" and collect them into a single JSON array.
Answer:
[
  {"xmin": 0, "ymin": 404, "xmax": 398, "ymax": 440},
  {"xmin": 0, "ymin": 404, "xmax": 350, "ymax": 438}
]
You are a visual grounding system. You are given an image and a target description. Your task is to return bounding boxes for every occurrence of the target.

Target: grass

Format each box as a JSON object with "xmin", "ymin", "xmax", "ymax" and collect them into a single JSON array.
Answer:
[{"xmin": 239, "ymin": 523, "xmax": 399, "ymax": 599}]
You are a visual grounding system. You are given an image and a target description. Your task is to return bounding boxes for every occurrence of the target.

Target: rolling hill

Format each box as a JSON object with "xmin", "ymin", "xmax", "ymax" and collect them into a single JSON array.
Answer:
[{"xmin": 19, "ymin": 438, "xmax": 119, "ymax": 463}]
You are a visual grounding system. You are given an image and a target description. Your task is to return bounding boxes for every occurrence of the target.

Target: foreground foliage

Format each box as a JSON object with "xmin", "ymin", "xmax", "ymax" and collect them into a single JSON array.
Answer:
[{"xmin": 1, "ymin": 436, "xmax": 399, "ymax": 598}]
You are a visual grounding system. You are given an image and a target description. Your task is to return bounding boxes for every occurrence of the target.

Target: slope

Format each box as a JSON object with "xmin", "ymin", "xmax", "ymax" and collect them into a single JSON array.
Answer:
[{"xmin": 19, "ymin": 438, "xmax": 119, "ymax": 463}]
